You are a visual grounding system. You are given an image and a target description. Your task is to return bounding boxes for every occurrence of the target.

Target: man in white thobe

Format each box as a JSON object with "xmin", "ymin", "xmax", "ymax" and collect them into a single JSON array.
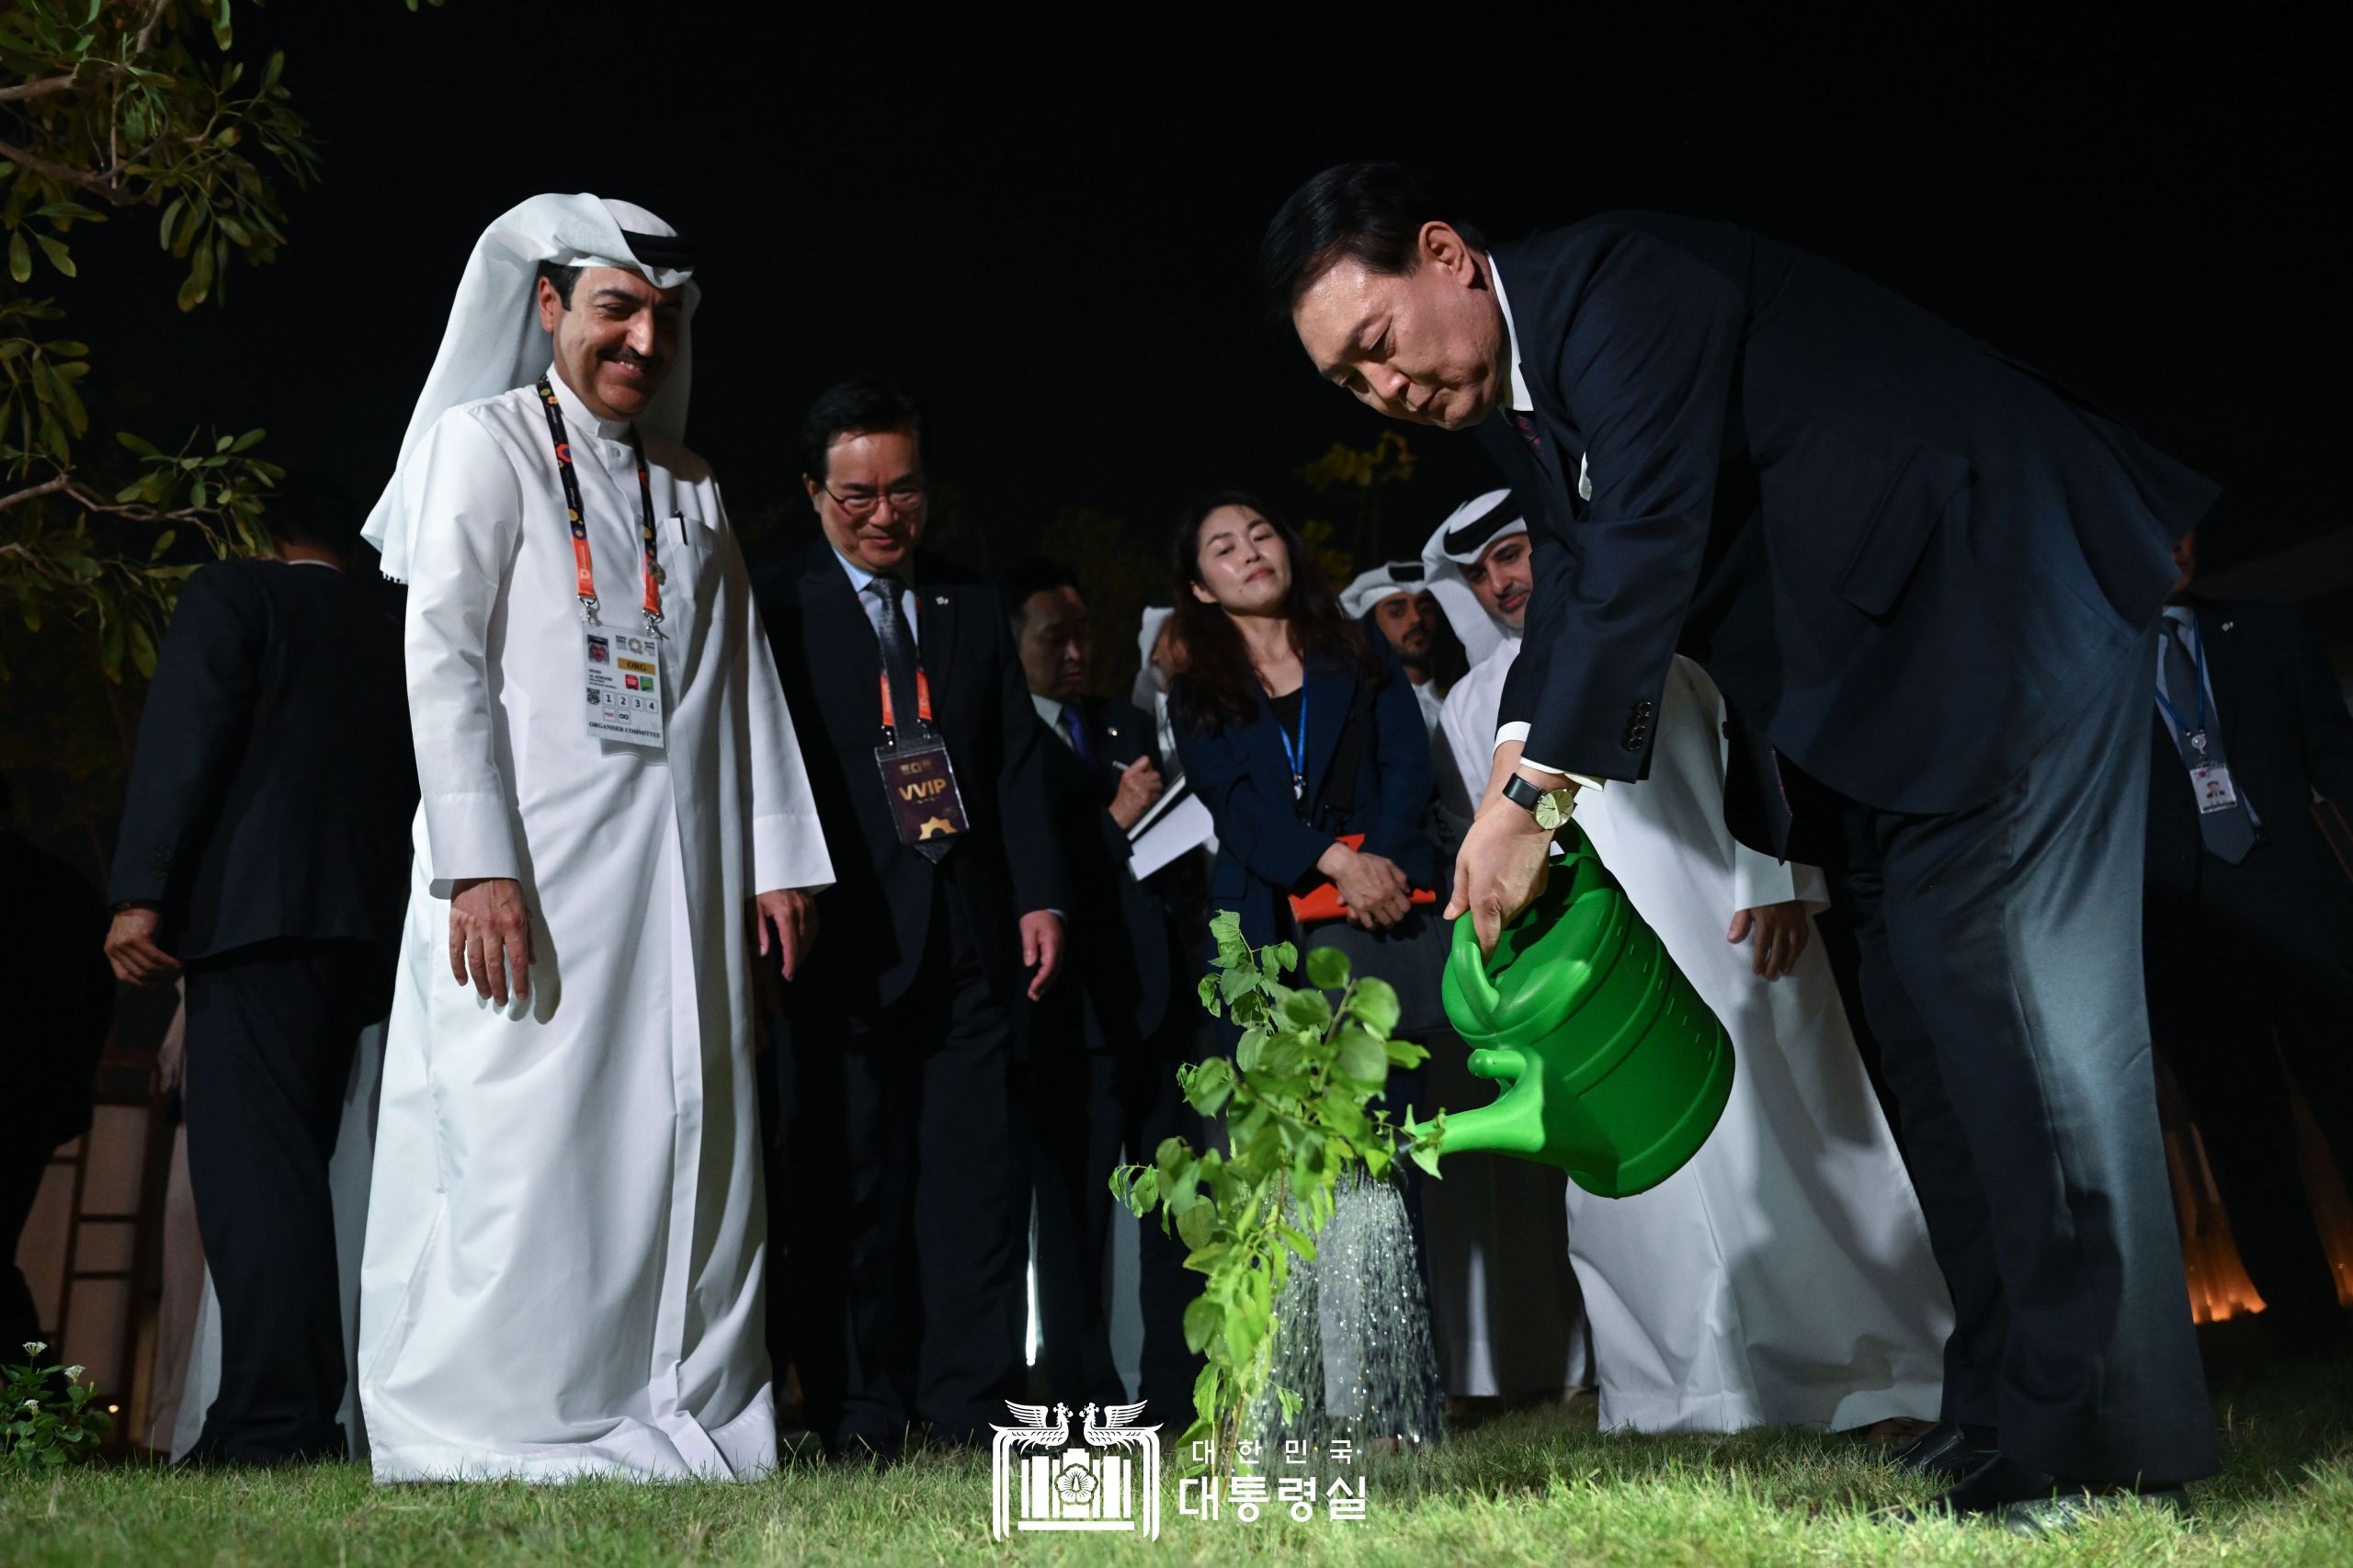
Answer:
[
  {"xmin": 356, "ymin": 193, "xmax": 833, "ymax": 1482},
  {"xmin": 1340, "ymin": 562, "xmax": 1450, "ymax": 735},
  {"xmin": 1428, "ymin": 487, "xmax": 1951, "ymax": 1434},
  {"xmin": 1407, "ymin": 494, "xmax": 1590, "ymax": 1403}
]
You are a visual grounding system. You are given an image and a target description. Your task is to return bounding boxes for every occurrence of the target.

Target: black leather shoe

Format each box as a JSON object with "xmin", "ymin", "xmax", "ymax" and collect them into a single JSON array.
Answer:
[
  {"xmin": 2001, "ymin": 1485, "xmax": 2188, "ymax": 1536},
  {"xmin": 826, "ymin": 1430, "xmax": 904, "ymax": 1470},
  {"xmin": 1888, "ymin": 1421, "xmax": 1999, "ymax": 1478},
  {"xmin": 1925, "ymin": 1454, "xmax": 2189, "ymax": 1529}
]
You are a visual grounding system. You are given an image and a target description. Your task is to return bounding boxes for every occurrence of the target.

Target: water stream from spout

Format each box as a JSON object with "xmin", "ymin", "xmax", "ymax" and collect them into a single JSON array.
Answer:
[{"xmin": 1247, "ymin": 1166, "xmax": 1442, "ymax": 1454}]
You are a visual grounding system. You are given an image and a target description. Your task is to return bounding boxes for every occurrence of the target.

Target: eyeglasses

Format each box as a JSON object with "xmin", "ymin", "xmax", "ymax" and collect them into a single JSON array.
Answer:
[{"xmin": 820, "ymin": 480, "xmax": 926, "ymax": 518}]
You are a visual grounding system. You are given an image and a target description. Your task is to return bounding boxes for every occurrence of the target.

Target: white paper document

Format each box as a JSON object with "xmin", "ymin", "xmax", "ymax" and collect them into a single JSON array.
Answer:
[{"xmin": 1128, "ymin": 793, "xmax": 1214, "ymax": 881}]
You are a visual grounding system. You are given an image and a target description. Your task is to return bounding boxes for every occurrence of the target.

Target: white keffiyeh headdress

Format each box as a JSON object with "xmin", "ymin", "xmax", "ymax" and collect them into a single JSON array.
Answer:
[
  {"xmin": 361, "ymin": 193, "xmax": 699, "ymax": 580},
  {"xmin": 1418, "ymin": 488, "xmax": 1529, "ymax": 665}
]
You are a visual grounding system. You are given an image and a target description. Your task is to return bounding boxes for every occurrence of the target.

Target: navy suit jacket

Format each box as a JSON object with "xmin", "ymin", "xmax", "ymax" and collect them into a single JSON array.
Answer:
[
  {"xmin": 2144, "ymin": 597, "xmax": 2353, "ymax": 905},
  {"xmin": 108, "ymin": 560, "xmax": 415, "ymax": 962},
  {"xmin": 1479, "ymin": 212, "xmax": 2218, "ymax": 858},
  {"xmin": 1174, "ymin": 648, "xmax": 1435, "ymax": 951},
  {"xmin": 1034, "ymin": 693, "xmax": 1183, "ymax": 1047},
  {"xmin": 753, "ymin": 540, "xmax": 1064, "ymax": 1013}
]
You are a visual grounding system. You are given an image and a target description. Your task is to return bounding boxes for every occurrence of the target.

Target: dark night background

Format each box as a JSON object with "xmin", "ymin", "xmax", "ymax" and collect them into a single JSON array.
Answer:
[
  {"xmin": 63, "ymin": 5, "xmax": 2347, "ymax": 577},
  {"xmin": 14, "ymin": 2, "xmax": 2350, "ymax": 876}
]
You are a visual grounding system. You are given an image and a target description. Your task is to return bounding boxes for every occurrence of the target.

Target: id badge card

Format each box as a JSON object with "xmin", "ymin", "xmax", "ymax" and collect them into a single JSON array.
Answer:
[
  {"xmin": 2190, "ymin": 762, "xmax": 2239, "ymax": 814},
  {"xmin": 875, "ymin": 729, "xmax": 971, "ymax": 846},
  {"xmin": 584, "ymin": 627, "xmax": 666, "ymax": 748}
]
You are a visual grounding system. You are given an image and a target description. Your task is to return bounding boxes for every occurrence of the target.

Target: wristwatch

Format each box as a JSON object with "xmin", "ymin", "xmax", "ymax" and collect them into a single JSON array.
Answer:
[{"xmin": 1502, "ymin": 773, "xmax": 1578, "ymax": 830}]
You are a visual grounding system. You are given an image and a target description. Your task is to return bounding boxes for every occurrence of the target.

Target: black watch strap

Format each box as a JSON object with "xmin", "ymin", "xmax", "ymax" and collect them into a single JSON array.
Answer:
[{"xmin": 1502, "ymin": 773, "xmax": 1547, "ymax": 813}]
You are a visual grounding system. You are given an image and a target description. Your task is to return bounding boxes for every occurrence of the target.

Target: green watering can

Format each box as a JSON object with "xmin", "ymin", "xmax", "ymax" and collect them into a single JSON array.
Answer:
[{"xmin": 1411, "ymin": 823, "xmax": 1734, "ymax": 1198}]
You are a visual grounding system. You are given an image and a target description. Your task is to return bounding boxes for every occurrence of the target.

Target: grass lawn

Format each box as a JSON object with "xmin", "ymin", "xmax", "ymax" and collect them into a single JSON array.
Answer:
[{"xmin": 5, "ymin": 1348, "xmax": 2348, "ymax": 1566}]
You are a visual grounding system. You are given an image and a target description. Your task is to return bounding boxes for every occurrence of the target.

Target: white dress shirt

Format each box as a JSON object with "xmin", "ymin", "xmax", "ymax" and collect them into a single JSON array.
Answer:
[{"xmin": 832, "ymin": 548, "xmax": 920, "ymax": 650}]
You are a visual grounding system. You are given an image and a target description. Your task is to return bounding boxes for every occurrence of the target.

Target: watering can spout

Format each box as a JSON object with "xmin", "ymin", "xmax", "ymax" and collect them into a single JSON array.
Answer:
[{"xmin": 1429, "ymin": 828, "xmax": 1735, "ymax": 1199}]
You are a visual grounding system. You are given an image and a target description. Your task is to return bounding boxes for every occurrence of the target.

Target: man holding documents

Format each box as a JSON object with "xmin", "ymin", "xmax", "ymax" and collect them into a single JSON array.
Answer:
[{"xmin": 1000, "ymin": 557, "xmax": 1206, "ymax": 1415}]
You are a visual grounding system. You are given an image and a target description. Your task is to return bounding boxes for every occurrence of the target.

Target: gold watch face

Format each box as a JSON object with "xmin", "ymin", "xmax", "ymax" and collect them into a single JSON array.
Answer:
[{"xmin": 1533, "ymin": 791, "xmax": 1574, "ymax": 831}]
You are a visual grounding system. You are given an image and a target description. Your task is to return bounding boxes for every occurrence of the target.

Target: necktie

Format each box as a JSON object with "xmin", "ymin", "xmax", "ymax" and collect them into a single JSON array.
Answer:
[
  {"xmin": 2160, "ymin": 619, "xmax": 2256, "ymax": 864},
  {"xmin": 1059, "ymin": 703, "xmax": 1093, "ymax": 765},
  {"xmin": 1508, "ymin": 409, "xmax": 1542, "ymax": 453},
  {"xmin": 865, "ymin": 576, "xmax": 921, "ymax": 733}
]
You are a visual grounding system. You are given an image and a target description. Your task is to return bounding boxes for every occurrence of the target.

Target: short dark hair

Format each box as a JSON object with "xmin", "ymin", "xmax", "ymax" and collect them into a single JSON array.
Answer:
[
  {"xmin": 1258, "ymin": 162, "xmax": 1486, "ymax": 317},
  {"xmin": 259, "ymin": 470, "xmax": 359, "ymax": 553},
  {"xmin": 534, "ymin": 259, "xmax": 584, "ymax": 310},
  {"xmin": 801, "ymin": 379, "xmax": 923, "ymax": 483},
  {"xmin": 998, "ymin": 555, "xmax": 1082, "ymax": 632}
]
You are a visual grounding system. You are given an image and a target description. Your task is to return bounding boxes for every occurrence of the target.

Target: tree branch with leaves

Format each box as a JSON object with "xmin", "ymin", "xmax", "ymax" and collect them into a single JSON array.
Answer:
[{"xmin": 0, "ymin": 0, "xmax": 322, "ymax": 681}]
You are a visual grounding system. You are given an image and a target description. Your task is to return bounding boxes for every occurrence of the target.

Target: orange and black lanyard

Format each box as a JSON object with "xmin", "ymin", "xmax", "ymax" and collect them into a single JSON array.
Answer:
[
  {"xmin": 878, "ymin": 665, "xmax": 938, "ymax": 734},
  {"xmin": 535, "ymin": 379, "xmax": 662, "ymax": 632}
]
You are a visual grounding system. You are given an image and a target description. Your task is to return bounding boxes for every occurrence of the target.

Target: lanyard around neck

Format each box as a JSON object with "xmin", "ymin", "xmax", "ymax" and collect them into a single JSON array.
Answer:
[
  {"xmin": 2154, "ymin": 619, "xmax": 2208, "ymax": 737},
  {"xmin": 535, "ymin": 379, "xmax": 662, "ymax": 631},
  {"xmin": 878, "ymin": 668, "xmax": 936, "ymax": 732},
  {"xmin": 1277, "ymin": 682, "xmax": 1309, "ymax": 801}
]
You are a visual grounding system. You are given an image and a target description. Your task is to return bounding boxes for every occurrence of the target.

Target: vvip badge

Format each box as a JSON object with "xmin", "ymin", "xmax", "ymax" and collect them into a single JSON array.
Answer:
[
  {"xmin": 582, "ymin": 627, "xmax": 665, "ymax": 748},
  {"xmin": 877, "ymin": 736, "xmax": 970, "ymax": 847}
]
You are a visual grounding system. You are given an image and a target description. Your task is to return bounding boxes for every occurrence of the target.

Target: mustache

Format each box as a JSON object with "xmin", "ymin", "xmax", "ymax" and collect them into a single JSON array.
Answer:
[{"xmin": 602, "ymin": 345, "xmax": 662, "ymax": 369}]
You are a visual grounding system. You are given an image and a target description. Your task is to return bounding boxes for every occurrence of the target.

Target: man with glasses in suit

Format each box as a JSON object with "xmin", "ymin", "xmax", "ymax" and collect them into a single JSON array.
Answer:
[{"xmin": 753, "ymin": 381, "xmax": 1064, "ymax": 1462}]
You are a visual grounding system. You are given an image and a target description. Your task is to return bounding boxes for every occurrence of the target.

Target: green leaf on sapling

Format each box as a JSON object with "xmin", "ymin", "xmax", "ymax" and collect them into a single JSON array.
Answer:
[
  {"xmin": 1348, "ymin": 976, "xmax": 1401, "ymax": 1038},
  {"xmin": 1182, "ymin": 1294, "xmax": 1221, "ymax": 1355},
  {"xmin": 1279, "ymin": 986, "xmax": 1332, "ymax": 1032},
  {"xmin": 1304, "ymin": 946, "xmax": 1350, "ymax": 989}
]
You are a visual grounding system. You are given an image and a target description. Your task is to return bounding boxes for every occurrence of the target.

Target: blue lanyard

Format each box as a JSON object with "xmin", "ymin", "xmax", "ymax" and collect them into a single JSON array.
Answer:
[
  {"xmin": 1277, "ymin": 684, "xmax": 1309, "ymax": 801},
  {"xmin": 2153, "ymin": 620, "xmax": 2208, "ymax": 738}
]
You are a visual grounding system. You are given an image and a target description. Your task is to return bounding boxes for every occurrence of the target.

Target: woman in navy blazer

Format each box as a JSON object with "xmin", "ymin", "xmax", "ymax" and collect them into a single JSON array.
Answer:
[{"xmin": 1166, "ymin": 492, "xmax": 1437, "ymax": 955}]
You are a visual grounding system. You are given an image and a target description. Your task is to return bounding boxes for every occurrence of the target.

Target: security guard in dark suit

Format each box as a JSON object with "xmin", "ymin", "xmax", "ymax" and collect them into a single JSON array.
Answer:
[
  {"xmin": 1000, "ymin": 556, "xmax": 1205, "ymax": 1417},
  {"xmin": 2143, "ymin": 532, "xmax": 2353, "ymax": 1349}
]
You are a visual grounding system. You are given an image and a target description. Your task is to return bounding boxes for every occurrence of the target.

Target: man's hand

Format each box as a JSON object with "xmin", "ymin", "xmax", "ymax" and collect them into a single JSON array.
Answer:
[
  {"xmin": 1445, "ymin": 802, "xmax": 1558, "ymax": 958},
  {"xmin": 105, "ymin": 904, "xmax": 177, "ymax": 987},
  {"xmin": 1727, "ymin": 901, "xmax": 1812, "ymax": 982},
  {"xmin": 1316, "ymin": 840, "xmax": 1413, "ymax": 930},
  {"xmin": 449, "ymin": 876, "xmax": 533, "ymax": 1006},
  {"xmin": 1447, "ymin": 743, "xmax": 1577, "ymax": 956},
  {"xmin": 1020, "ymin": 910, "xmax": 1064, "ymax": 1001},
  {"xmin": 754, "ymin": 888, "xmax": 820, "ymax": 982},
  {"xmin": 1108, "ymin": 756, "xmax": 1165, "ymax": 832}
]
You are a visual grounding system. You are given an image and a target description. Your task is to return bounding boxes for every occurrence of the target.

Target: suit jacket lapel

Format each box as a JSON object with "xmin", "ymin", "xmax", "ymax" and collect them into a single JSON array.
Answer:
[
  {"xmin": 802, "ymin": 545, "xmax": 883, "ymax": 732},
  {"xmin": 1099, "ymin": 701, "xmax": 1149, "ymax": 772},
  {"xmin": 915, "ymin": 572, "xmax": 956, "ymax": 709},
  {"xmin": 2194, "ymin": 601, "xmax": 2249, "ymax": 757},
  {"xmin": 1478, "ymin": 412, "xmax": 1573, "ymax": 537},
  {"xmin": 1302, "ymin": 665, "xmax": 1351, "ymax": 813},
  {"xmin": 1077, "ymin": 698, "xmax": 1128, "ymax": 798}
]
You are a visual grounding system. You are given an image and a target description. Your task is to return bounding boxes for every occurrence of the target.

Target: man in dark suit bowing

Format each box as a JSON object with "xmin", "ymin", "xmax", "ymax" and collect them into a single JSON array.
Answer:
[
  {"xmin": 998, "ymin": 556, "xmax": 1206, "ymax": 1416},
  {"xmin": 2143, "ymin": 530, "xmax": 2353, "ymax": 1352},
  {"xmin": 104, "ymin": 475, "xmax": 415, "ymax": 1465},
  {"xmin": 753, "ymin": 381, "xmax": 1064, "ymax": 1460},
  {"xmin": 1261, "ymin": 164, "xmax": 2219, "ymax": 1526}
]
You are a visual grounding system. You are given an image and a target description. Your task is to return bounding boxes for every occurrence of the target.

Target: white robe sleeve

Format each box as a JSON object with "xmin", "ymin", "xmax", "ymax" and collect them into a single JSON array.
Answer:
[
  {"xmin": 1440, "ymin": 676, "xmax": 1493, "ymax": 821},
  {"xmin": 404, "ymin": 409, "xmax": 527, "ymax": 897},
  {"xmin": 720, "ymin": 507, "xmax": 834, "ymax": 894}
]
